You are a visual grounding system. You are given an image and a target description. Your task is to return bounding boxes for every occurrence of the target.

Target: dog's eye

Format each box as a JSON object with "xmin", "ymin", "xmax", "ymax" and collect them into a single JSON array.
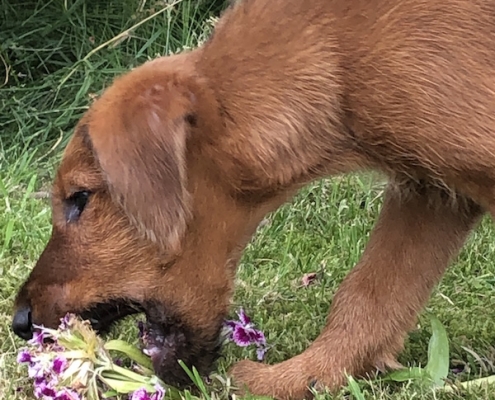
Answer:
[{"xmin": 65, "ymin": 190, "xmax": 91, "ymax": 223}]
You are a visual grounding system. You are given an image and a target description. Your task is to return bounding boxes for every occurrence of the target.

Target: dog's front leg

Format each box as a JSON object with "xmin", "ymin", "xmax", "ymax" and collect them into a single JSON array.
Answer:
[{"xmin": 230, "ymin": 181, "xmax": 483, "ymax": 400}]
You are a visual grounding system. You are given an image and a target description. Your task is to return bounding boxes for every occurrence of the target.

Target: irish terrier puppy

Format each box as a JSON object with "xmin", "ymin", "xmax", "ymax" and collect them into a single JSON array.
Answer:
[{"xmin": 13, "ymin": 0, "xmax": 495, "ymax": 398}]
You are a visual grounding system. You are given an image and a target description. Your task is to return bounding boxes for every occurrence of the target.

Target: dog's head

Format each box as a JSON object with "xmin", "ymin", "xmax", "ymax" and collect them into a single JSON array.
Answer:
[{"xmin": 11, "ymin": 54, "xmax": 272, "ymax": 387}]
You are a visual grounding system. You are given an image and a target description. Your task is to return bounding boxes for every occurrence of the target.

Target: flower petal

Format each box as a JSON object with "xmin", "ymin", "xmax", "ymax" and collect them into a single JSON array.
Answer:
[
  {"xmin": 142, "ymin": 343, "xmax": 162, "ymax": 359},
  {"xmin": 59, "ymin": 314, "xmax": 72, "ymax": 331},
  {"xmin": 55, "ymin": 388, "xmax": 81, "ymax": 400},
  {"xmin": 34, "ymin": 378, "xmax": 57, "ymax": 399},
  {"xmin": 52, "ymin": 356, "xmax": 68, "ymax": 375},
  {"xmin": 232, "ymin": 326, "xmax": 253, "ymax": 347},
  {"xmin": 33, "ymin": 378, "xmax": 46, "ymax": 399},
  {"xmin": 41, "ymin": 386, "xmax": 57, "ymax": 398},
  {"xmin": 256, "ymin": 346, "xmax": 267, "ymax": 361},
  {"xmin": 247, "ymin": 328, "xmax": 266, "ymax": 346},
  {"xmin": 151, "ymin": 383, "xmax": 166, "ymax": 400},
  {"xmin": 237, "ymin": 308, "xmax": 251, "ymax": 326},
  {"xmin": 28, "ymin": 331, "xmax": 45, "ymax": 348},
  {"xmin": 224, "ymin": 320, "xmax": 239, "ymax": 340},
  {"xmin": 130, "ymin": 387, "xmax": 152, "ymax": 400},
  {"xmin": 17, "ymin": 349, "xmax": 32, "ymax": 364},
  {"xmin": 28, "ymin": 362, "xmax": 45, "ymax": 379}
]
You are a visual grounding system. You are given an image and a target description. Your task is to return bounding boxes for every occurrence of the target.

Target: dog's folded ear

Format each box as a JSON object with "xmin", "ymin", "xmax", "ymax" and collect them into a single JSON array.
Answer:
[{"xmin": 87, "ymin": 71, "xmax": 197, "ymax": 253}]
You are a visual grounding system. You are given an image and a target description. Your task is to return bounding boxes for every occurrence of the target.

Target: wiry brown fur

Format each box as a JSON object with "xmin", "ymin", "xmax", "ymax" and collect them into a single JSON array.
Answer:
[{"xmin": 13, "ymin": 0, "xmax": 495, "ymax": 398}]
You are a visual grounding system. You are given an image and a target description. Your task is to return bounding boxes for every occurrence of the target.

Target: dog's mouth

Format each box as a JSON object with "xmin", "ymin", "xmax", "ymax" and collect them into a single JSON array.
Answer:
[
  {"xmin": 79, "ymin": 299, "xmax": 223, "ymax": 388},
  {"xmin": 139, "ymin": 301, "xmax": 224, "ymax": 388},
  {"xmin": 79, "ymin": 299, "xmax": 144, "ymax": 334}
]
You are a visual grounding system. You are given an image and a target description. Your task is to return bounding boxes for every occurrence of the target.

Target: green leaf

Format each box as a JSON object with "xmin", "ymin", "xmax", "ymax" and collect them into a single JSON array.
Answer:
[
  {"xmin": 347, "ymin": 376, "xmax": 366, "ymax": 400},
  {"xmin": 99, "ymin": 377, "xmax": 154, "ymax": 393},
  {"xmin": 425, "ymin": 315, "xmax": 450, "ymax": 388},
  {"xmin": 103, "ymin": 364, "xmax": 151, "ymax": 383},
  {"xmin": 380, "ymin": 316, "xmax": 450, "ymax": 388},
  {"xmin": 101, "ymin": 389, "xmax": 119, "ymax": 398},
  {"xmin": 99, "ymin": 370, "xmax": 134, "ymax": 382},
  {"xmin": 382, "ymin": 367, "xmax": 429, "ymax": 383},
  {"xmin": 104, "ymin": 339, "xmax": 153, "ymax": 370}
]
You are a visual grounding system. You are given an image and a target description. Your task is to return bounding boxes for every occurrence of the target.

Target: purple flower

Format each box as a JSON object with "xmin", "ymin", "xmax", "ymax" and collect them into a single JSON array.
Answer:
[
  {"xmin": 130, "ymin": 388, "xmax": 152, "ymax": 400},
  {"xmin": 32, "ymin": 374, "xmax": 80, "ymax": 400},
  {"xmin": 34, "ymin": 377, "xmax": 45, "ymax": 386},
  {"xmin": 151, "ymin": 383, "xmax": 166, "ymax": 400},
  {"xmin": 28, "ymin": 331, "xmax": 45, "ymax": 348},
  {"xmin": 55, "ymin": 388, "xmax": 81, "ymax": 400},
  {"xmin": 50, "ymin": 342, "xmax": 65, "ymax": 353},
  {"xmin": 41, "ymin": 386, "xmax": 57, "ymax": 398},
  {"xmin": 33, "ymin": 378, "xmax": 56, "ymax": 399},
  {"xmin": 237, "ymin": 308, "xmax": 251, "ymax": 325},
  {"xmin": 225, "ymin": 308, "xmax": 268, "ymax": 360},
  {"xmin": 59, "ymin": 314, "xmax": 72, "ymax": 331},
  {"xmin": 129, "ymin": 384, "xmax": 165, "ymax": 400},
  {"xmin": 52, "ymin": 356, "xmax": 67, "ymax": 375},
  {"xmin": 256, "ymin": 346, "xmax": 268, "ymax": 361},
  {"xmin": 28, "ymin": 361, "xmax": 46, "ymax": 379},
  {"xmin": 231, "ymin": 324, "xmax": 262, "ymax": 347},
  {"xmin": 17, "ymin": 349, "xmax": 32, "ymax": 363}
]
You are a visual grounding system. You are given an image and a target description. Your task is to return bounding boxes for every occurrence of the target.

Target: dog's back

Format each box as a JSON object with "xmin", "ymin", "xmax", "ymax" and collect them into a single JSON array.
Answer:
[{"xmin": 201, "ymin": 0, "xmax": 495, "ymax": 209}]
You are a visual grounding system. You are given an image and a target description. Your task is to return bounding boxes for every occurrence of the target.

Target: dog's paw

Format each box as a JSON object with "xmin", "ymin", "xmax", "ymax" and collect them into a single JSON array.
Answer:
[
  {"xmin": 229, "ymin": 359, "xmax": 314, "ymax": 400},
  {"xmin": 229, "ymin": 359, "xmax": 267, "ymax": 395}
]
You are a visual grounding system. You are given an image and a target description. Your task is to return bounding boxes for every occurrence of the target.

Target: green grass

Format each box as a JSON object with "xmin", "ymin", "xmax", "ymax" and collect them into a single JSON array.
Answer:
[{"xmin": 1, "ymin": 1, "xmax": 495, "ymax": 399}]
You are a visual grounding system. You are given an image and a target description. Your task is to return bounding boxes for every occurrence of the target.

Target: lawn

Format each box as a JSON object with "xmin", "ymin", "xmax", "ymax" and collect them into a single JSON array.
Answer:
[{"xmin": 1, "ymin": 1, "xmax": 495, "ymax": 399}]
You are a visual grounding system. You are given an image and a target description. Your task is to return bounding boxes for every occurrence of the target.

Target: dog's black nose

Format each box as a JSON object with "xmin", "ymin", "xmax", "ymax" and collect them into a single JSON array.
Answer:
[{"xmin": 12, "ymin": 306, "xmax": 33, "ymax": 340}]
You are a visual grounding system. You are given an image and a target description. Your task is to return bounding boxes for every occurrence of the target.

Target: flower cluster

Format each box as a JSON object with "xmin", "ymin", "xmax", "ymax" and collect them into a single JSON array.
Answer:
[
  {"xmin": 18, "ymin": 310, "xmax": 269, "ymax": 399},
  {"xmin": 225, "ymin": 308, "xmax": 268, "ymax": 361},
  {"xmin": 17, "ymin": 314, "xmax": 166, "ymax": 400},
  {"xmin": 17, "ymin": 330, "xmax": 80, "ymax": 400}
]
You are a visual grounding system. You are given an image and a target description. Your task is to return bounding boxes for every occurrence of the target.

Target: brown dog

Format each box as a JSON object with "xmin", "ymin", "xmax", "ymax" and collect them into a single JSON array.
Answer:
[{"xmin": 12, "ymin": 0, "xmax": 495, "ymax": 398}]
